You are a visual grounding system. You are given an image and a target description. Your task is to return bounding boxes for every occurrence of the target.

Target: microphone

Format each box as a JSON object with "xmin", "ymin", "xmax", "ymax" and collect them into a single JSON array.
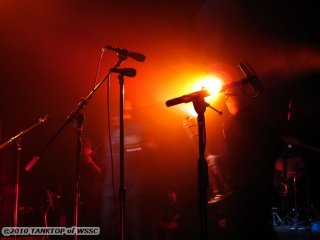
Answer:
[
  {"xmin": 220, "ymin": 60, "xmax": 264, "ymax": 97},
  {"xmin": 104, "ymin": 46, "xmax": 146, "ymax": 62},
  {"xmin": 238, "ymin": 60, "xmax": 264, "ymax": 95},
  {"xmin": 110, "ymin": 68, "xmax": 136, "ymax": 77},
  {"xmin": 166, "ymin": 89, "xmax": 210, "ymax": 107}
]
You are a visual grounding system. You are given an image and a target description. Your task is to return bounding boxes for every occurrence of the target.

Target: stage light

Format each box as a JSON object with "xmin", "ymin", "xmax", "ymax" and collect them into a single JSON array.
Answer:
[
  {"xmin": 192, "ymin": 75, "xmax": 223, "ymax": 102},
  {"xmin": 180, "ymin": 75, "xmax": 223, "ymax": 117}
]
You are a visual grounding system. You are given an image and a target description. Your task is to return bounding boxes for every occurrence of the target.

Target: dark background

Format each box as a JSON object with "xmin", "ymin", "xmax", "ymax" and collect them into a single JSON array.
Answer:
[{"xmin": 1, "ymin": 0, "xmax": 320, "ymax": 238}]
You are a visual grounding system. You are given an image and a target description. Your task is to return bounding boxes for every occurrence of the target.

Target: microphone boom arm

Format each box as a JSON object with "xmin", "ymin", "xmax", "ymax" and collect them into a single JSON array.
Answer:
[
  {"xmin": 25, "ymin": 55, "xmax": 126, "ymax": 170},
  {"xmin": 0, "ymin": 115, "xmax": 48, "ymax": 151}
]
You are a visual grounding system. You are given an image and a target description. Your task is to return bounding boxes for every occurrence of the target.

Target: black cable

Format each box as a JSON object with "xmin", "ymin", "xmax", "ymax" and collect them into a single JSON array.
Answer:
[{"xmin": 92, "ymin": 48, "xmax": 116, "ymax": 209}]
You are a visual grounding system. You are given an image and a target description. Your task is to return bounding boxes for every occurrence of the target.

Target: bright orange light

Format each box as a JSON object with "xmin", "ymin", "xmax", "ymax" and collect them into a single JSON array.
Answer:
[
  {"xmin": 192, "ymin": 75, "xmax": 223, "ymax": 102},
  {"xmin": 181, "ymin": 75, "xmax": 223, "ymax": 117}
]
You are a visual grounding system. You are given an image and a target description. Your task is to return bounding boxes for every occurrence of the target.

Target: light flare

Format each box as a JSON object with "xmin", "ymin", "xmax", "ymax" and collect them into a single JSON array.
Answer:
[
  {"xmin": 192, "ymin": 75, "xmax": 223, "ymax": 102},
  {"xmin": 182, "ymin": 75, "xmax": 223, "ymax": 116}
]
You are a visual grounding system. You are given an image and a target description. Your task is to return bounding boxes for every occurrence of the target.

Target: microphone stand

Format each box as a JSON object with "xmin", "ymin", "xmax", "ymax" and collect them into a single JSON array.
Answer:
[
  {"xmin": 73, "ymin": 112, "xmax": 84, "ymax": 240},
  {"xmin": 14, "ymin": 139, "xmax": 21, "ymax": 240},
  {"xmin": 0, "ymin": 116, "xmax": 48, "ymax": 238},
  {"xmin": 118, "ymin": 74, "xmax": 126, "ymax": 240},
  {"xmin": 192, "ymin": 96, "xmax": 209, "ymax": 240},
  {"xmin": 25, "ymin": 56, "xmax": 126, "ymax": 240},
  {"xmin": 165, "ymin": 90, "xmax": 222, "ymax": 240}
]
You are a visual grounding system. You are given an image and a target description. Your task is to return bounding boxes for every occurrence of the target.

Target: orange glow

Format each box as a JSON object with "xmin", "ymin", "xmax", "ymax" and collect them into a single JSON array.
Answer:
[
  {"xmin": 192, "ymin": 75, "xmax": 223, "ymax": 102},
  {"xmin": 180, "ymin": 75, "xmax": 223, "ymax": 116}
]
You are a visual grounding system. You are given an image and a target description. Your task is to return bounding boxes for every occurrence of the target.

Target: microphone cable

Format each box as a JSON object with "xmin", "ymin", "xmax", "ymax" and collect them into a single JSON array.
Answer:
[{"xmin": 92, "ymin": 47, "xmax": 117, "ymax": 209}]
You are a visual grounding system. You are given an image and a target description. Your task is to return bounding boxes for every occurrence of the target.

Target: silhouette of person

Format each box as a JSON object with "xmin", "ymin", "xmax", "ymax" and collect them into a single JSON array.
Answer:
[{"xmin": 207, "ymin": 83, "xmax": 284, "ymax": 240}]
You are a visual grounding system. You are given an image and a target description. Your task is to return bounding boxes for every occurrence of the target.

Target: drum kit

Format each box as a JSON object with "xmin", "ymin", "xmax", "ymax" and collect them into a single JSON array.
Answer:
[{"xmin": 272, "ymin": 137, "xmax": 320, "ymax": 228}]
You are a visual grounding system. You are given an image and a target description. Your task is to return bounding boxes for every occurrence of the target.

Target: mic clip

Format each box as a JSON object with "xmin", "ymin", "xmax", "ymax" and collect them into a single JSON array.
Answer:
[{"xmin": 110, "ymin": 68, "xmax": 137, "ymax": 77}]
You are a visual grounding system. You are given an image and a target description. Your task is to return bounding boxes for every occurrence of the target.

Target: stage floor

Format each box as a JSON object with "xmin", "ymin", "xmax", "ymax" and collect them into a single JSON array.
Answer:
[{"xmin": 274, "ymin": 225, "xmax": 320, "ymax": 240}]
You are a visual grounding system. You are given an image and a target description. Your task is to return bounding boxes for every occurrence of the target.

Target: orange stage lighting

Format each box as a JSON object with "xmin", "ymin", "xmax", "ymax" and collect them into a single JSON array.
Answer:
[
  {"xmin": 180, "ymin": 75, "xmax": 223, "ymax": 117},
  {"xmin": 192, "ymin": 75, "xmax": 223, "ymax": 101}
]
